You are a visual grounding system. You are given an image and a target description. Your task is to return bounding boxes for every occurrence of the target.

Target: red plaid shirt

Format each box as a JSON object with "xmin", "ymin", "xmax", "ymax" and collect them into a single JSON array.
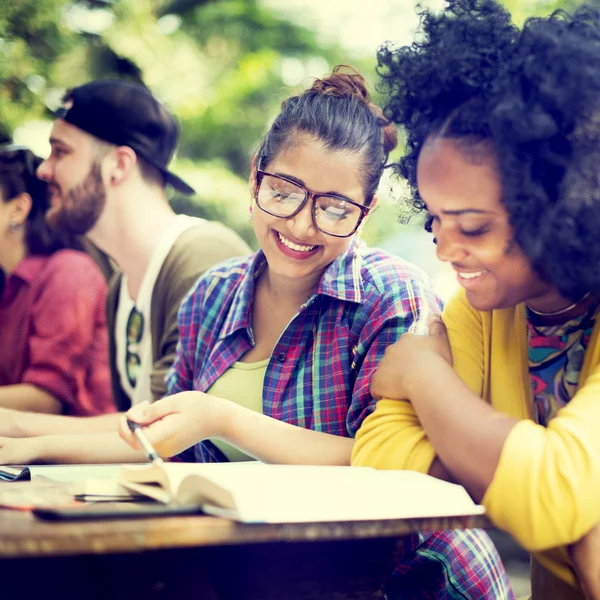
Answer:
[{"xmin": 0, "ymin": 250, "xmax": 114, "ymax": 416}]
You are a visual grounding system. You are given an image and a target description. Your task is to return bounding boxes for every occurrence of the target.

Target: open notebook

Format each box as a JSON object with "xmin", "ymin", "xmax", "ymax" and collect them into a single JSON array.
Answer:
[{"xmin": 109, "ymin": 462, "xmax": 484, "ymax": 524}]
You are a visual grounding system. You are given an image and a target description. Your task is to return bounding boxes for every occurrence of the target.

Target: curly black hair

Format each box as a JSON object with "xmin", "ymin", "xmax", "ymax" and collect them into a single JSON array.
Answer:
[{"xmin": 379, "ymin": 0, "xmax": 600, "ymax": 300}]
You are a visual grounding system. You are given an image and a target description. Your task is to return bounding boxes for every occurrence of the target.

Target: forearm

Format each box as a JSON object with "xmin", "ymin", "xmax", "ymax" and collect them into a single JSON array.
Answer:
[
  {"xmin": 8, "ymin": 411, "xmax": 123, "ymax": 438},
  {"xmin": 0, "ymin": 384, "xmax": 62, "ymax": 414},
  {"xmin": 35, "ymin": 432, "xmax": 147, "ymax": 464},
  {"xmin": 352, "ymin": 398, "xmax": 454, "ymax": 480},
  {"xmin": 406, "ymin": 355, "xmax": 518, "ymax": 500},
  {"xmin": 219, "ymin": 400, "xmax": 354, "ymax": 466}
]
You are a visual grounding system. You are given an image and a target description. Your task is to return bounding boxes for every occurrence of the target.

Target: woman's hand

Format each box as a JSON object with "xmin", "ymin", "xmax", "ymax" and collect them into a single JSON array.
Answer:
[
  {"xmin": 570, "ymin": 523, "xmax": 600, "ymax": 599},
  {"xmin": 119, "ymin": 392, "xmax": 226, "ymax": 458},
  {"xmin": 370, "ymin": 314, "xmax": 453, "ymax": 401},
  {"xmin": 0, "ymin": 436, "xmax": 43, "ymax": 464}
]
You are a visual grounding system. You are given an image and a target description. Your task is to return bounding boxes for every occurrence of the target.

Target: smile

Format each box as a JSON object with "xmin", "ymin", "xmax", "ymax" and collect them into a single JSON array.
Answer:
[
  {"xmin": 457, "ymin": 270, "xmax": 486, "ymax": 280},
  {"xmin": 277, "ymin": 232, "xmax": 316, "ymax": 252}
]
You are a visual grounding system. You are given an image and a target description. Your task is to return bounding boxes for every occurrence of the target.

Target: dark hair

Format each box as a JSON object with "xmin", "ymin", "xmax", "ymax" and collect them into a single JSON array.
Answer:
[
  {"xmin": 256, "ymin": 65, "xmax": 398, "ymax": 204},
  {"xmin": 0, "ymin": 147, "xmax": 84, "ymax": 256},
  {"xmin": 379, "ymin": 0, "xmax": 600, "ymax": 300}
]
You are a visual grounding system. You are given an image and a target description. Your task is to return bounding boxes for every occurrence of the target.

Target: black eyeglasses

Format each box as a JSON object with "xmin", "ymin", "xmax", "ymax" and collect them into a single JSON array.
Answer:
[
  {"xmin": 125, "ymin": 307, "xmax": 144, "ymax": 388},
  {"xmin": 254, "ymin": 170, "xmax": 370, "ymax": 238}
]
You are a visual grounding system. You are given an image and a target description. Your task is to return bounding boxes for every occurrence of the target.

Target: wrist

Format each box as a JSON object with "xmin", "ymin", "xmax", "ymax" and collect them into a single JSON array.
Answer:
[
  {"xmin": 10, "ymin": 412, "xmax": 27, "ymax": 438},
  {"xmin": 27, "ymin": 436, "xmax": 47, "ymax": 463},
  {"xmin": 210, "ymin": 395, "xmax": 235, "ymax": 440},
  {"xmin": 180, "ymin": 391, "xmax": 231, "ymax": 441}
]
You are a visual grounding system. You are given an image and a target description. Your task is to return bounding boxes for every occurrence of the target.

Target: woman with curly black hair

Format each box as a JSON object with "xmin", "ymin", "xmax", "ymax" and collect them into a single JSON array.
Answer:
[{"xmin": 353, "ymin": 1, "xmax": 600, "ymax": 598}]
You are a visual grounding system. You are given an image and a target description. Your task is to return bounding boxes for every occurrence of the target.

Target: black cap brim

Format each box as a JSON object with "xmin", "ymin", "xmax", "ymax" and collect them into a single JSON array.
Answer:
[{"xmin": 162, "ymin": 169, "xmax": 196, "ymax": 196}]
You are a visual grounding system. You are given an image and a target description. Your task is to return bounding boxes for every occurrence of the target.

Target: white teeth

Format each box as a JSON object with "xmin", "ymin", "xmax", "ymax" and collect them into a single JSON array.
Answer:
[
  {"xmin": 277, "ymin": 232, "xmax": 316, "ymax": 252},
  {"xmin": 458, "ymin": 271, "xmax": 485, "ymax": 279}
]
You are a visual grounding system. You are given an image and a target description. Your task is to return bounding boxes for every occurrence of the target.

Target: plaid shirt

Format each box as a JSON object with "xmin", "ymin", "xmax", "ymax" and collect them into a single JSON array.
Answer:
[
  {"xmin": 167, "ymin": 240, "xmax": 514, "ymax": 599},
  {"xmin": 167, "ymin": 239, "xmax": 440, "ymax": 461}
]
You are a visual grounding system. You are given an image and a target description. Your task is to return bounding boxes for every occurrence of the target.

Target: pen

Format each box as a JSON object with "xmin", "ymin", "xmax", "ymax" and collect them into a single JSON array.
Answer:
[{"xmin": 126, "ymin": 418, "xmax": 165, "ymax": 467}]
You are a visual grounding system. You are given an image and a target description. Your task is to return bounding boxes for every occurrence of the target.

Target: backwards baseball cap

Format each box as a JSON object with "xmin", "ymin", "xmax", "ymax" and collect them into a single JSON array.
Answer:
[{"xmin": 55, "ymin": 79, "xmax": 195, "ymax": 195}]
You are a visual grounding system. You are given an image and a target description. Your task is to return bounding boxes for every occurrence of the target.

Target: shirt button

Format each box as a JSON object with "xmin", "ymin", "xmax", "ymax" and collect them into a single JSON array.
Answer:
[{"xmin": 277, "ymin": 352, "xmax": 286, "ymax": 363}]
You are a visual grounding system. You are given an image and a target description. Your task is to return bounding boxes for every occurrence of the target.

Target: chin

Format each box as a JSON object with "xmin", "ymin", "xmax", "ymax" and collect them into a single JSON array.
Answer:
[{"xmin": 464, "ymin": 291, "xmax": 503, "ymax": 313}]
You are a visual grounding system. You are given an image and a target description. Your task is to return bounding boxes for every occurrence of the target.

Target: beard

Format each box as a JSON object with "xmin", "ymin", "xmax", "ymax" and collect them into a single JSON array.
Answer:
[{"xmin": 46, "ymin": 162, "xmax": 107, "ymax": 235}]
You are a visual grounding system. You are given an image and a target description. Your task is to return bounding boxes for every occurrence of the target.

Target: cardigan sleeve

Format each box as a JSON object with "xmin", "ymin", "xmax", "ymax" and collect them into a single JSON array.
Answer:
[
  {"xmin": 352, "ymin": 289, "xmax": 485, "ymax": 471},
  {"xmin": 483, "ymin": 364, "xmax": 600, "ymax": 551}
]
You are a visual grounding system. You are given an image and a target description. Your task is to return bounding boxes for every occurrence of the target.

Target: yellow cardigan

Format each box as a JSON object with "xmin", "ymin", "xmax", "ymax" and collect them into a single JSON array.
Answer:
[{"xmin": 353, "ymin": 288, "xmax": 600, "ymax": 592}]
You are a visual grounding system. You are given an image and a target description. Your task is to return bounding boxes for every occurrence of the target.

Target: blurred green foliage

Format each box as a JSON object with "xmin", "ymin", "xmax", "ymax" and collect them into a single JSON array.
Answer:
[{"xmin": 0, "ymin": 0, "xmax": 586, "ymax": 250}]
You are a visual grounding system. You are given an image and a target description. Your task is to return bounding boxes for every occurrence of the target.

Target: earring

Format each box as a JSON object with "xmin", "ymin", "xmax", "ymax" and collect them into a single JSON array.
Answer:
[
  {"xmin": 248, "ymin": 200, "xmax": 254, "ymax": 223},
  {"xmin": 9, "ymin": 219, "xmax": 23, "ymax": 233}
]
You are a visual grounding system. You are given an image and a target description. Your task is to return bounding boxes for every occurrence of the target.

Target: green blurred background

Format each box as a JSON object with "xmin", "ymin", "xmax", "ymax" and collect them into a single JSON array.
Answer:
[{"xmin": 0, "ymin": 0, "xmax": 584, "ymax": 297}]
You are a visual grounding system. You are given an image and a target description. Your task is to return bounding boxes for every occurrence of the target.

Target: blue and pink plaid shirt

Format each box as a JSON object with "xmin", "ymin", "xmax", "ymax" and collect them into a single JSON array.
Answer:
[
  {"xmin": 166, "ymin": 239, "xmax": 514, "ymax": 599},
  {"xmin": 167, "ymin": 239, "xmax": 439, "ymax": 461}
]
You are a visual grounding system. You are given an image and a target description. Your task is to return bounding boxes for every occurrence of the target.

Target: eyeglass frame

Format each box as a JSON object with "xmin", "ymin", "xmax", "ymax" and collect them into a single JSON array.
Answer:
[{"xmin": 254, "ymin": 170, "xmax": 371, "ymax": 238}]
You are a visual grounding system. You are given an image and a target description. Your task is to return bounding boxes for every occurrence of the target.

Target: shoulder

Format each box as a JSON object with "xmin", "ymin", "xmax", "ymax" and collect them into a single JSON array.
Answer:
[
  {"xmin": 171, "ymin": 220, "xmax": 250, "ymax": 256},
  {"xmin": 358, "ymin": 246, "xmax": 438, "ymax": 306},
  {"xmin": 40, "ymin": 250, "xmax": 106, "ymax": 286},
  {"xmin": 443, "ymin": 288, "xmax": 474, "ymax": 318},
  {"xmin": 157, "ymin": 220, "xmax": 250, "ymax": 289},
  {"xmin": 29, "ymin": 251, "xmax": 106, "ymax": 308},
  {"xmin": 176, "ymin": 255, "xmax": 253, "ymax": 338},
  {"xmin": 44, "ymin": 249, "xmax": 102, "ymax": 272},
  {"xmin": 184, "ymin": 255, "xmax": 253, "ymax": 301},
  {"xmin": 443, "ymin": 288, "xmax": 515, "ymax": 328},
  {"xmin": 178, "ymin": 255, "xmax": 254, "ymax": 321}
]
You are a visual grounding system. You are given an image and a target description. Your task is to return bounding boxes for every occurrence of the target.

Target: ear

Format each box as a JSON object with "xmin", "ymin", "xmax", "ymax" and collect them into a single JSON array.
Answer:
[
  {"xmin": 367, "ymin": 193, "xmax": 379, "ymax": 212},
  {"xmin": 107, "ymin": 146, "xmax": 137, "ymax": 187},
  {"xmin": 9, "ymin": 193, "xmax": 32, "ymax": 225},
  {"xmin": 356, "ymin": 194, "xmax": 378, "ymax": 234}
]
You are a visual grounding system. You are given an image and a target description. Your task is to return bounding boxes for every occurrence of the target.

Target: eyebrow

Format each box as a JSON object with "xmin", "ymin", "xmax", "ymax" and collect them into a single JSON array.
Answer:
[
  {"xmin": 440, "ymin": 209, "xmax": 491, "ymax": 216},
  {"xmin": 273, "ymin": 171, "xmax": 357, "ymax": 203},
  {"xmin": 49, "ymin": 137, "xmax": 72, "ymax": 149}
]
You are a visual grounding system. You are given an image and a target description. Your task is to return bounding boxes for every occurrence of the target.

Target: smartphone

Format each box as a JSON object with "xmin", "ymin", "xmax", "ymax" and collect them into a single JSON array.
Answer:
[{"xmin": 33, "ymin": 502, "xmax": 203, "ymax": 521}]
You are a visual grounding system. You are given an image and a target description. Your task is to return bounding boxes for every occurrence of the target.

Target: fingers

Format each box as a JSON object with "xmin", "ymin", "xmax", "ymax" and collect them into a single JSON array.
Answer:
[
  {"xmin": 428, "ymin": 313, "xmax": 447, "ymax": 336},
  {"xmin": 118, "ymin": 415, "xmax": 140, "ymax": 450},
  {"xmin": 125, "ymin": 397, "xmax": 176, "ymax": 426}
]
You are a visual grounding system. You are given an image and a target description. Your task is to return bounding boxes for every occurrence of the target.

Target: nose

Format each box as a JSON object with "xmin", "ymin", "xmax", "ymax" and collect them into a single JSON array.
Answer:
[
  {"xmin": 36, "ymin": 158, "xmax": 52, "ymax": 182},
  {"xmin": 435, "ymin": 231, "xmax": 468, "ymax": 264},
  {"xmin": 285, "ymin": 198, "xmax": 317, "ymax": 237}
]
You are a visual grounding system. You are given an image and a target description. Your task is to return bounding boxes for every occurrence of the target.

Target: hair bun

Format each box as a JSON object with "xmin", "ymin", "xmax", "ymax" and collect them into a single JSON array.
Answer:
[
  {"xmin": 310, "ymin": 65, "xmax": 398, "ymax": 154},
  {"xmin": 310, "ymin": 65, "xmax": 371, "ymax": 104}
]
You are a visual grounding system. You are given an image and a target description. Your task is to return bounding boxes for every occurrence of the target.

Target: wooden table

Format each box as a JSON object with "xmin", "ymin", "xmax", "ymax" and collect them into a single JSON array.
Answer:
[{"xmin": 0, "ymin": 505, "xmax": 488, "ymax": 600}]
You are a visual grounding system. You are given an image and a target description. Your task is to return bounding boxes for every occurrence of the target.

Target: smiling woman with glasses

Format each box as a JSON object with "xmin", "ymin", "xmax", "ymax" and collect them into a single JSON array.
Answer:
[
  {"xmin": 0, "ymin": 146, "xmax": 114, "ymax": 417},
  {"xmin": 119, "ymin": 66, "xmax": 513, "ymax": 599}
]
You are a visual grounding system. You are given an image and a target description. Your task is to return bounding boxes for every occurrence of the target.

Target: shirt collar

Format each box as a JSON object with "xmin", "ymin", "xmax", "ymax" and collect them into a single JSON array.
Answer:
[
  {"xmin": 9, "ymin": 255, "xmax": 47, "ymax": 284},
  {"xmin": 316, "ymin": 237, "xmax": 365, "ymax": 304},
  {"xmin": 220, "ymin": 251, "xmax": 267, "ymax": 340},
  {"xmin": 219, "ymin": 239, "xmax": 365, "ymax": 340}
]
